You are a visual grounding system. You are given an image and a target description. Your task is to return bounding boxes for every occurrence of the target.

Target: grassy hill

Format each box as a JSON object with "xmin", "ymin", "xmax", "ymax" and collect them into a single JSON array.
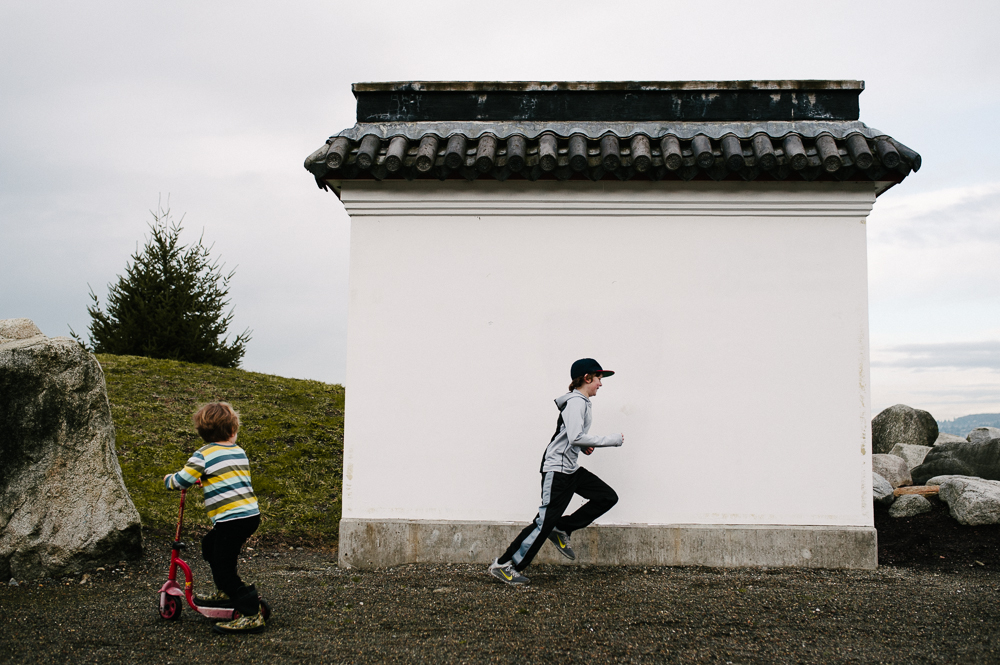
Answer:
[{"xmin": 97, "ymin": 354, "xmax": 344, "ymax": 546}]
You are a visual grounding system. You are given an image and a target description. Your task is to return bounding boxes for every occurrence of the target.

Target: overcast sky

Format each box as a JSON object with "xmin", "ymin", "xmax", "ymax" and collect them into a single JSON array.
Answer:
[{"xmin": 2, "ymin": 0, "xmax": 998, "ymax": 420}]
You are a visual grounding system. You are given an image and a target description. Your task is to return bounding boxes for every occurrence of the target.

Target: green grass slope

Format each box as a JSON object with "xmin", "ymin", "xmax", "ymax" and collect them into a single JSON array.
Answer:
[{"xmin": 97, "ymin": 354, "xmax": 344, "ymax": 546}]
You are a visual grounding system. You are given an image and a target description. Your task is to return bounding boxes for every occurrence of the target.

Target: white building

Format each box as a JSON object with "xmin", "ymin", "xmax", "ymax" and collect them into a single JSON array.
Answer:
[{"xmin": 305, "ymin": 81, "xmax": 920, "ymax": 569}]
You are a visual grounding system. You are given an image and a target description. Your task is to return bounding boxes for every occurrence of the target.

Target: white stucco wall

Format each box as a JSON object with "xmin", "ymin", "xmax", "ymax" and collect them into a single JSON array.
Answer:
[{"xmin": 339, "ymin": 180, "xmax": 876, "ymax": 529}]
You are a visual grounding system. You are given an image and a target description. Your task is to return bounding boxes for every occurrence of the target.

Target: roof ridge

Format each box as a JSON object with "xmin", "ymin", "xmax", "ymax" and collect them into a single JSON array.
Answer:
[{"xmin": 353, "ymin": 81, "xmax": 866, "ymax": 93}]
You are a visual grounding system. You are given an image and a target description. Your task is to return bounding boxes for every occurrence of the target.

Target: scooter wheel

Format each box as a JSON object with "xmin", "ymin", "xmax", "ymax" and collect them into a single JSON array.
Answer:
[{"xmin": 159, "ymin": 593, "xmax": 182, "ymax": 620}]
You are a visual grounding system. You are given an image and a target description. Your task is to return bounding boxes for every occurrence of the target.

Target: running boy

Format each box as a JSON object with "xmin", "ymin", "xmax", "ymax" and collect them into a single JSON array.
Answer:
[
  {"xmin": 490, "ymin": 358, "xmax": 623, "ymax": 586},
  {"xmin": 164, "ymin": 401, "xmax": 265, "ymax": 634}
]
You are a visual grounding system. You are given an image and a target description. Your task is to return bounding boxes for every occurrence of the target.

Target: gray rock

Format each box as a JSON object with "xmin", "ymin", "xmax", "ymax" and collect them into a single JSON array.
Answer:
[
  {"xmin": 926, "ymin": 475, "xmax": 965, "ymax": 486},
  {"xmin": 968, "ymin": 427, "xmax": 1000, "ymax": 444},
  {"xmin": 0, "ymin": 330, "xmax": 141, "ymax": 580},
  {"xmin": 873, "ymin": 473, "xmax": 895, "ymax": 506},
  {"xmin": 911, "ymin": 439, "xmax": 1000, "ymax": 485},
  {"xmin": 872, "ymin": 454, "xmax": 912, "ymax": 488},
  {"xmin": 934, "ymin": 432, "xmax": 967, "ymax": 445},
  {"xmin": 888, "ymin": 443, "xmax": 932, "ymax": 470},
  {"xmin": 871, "ymin": 404, "xmax": 938, "ymax": 454},
  {"xmin": 0, "ymin": 318, "xmax": 43, "ymax": 341},
  {"xmin": 888, "ymin": 494, "xmax": 933, "ymax": 518},
  {"xmin": 7, "ymin": 578, "xmax": 17, "ymax": 587},
  {"xmin": 937, "ymin": 476, "xmax": 1000, "ymax": 525}
]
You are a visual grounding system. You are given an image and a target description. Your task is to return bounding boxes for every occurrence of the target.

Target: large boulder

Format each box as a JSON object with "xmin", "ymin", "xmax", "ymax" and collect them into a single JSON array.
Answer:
[
  {"xmin": 871, "ymin": 404, "xmax": 938, "ymax": 454},
  {"xmin": 873, "ymin": 473, "xmax": 896, "ymax": 506},
  {"xmin": 936, "ymin": 476, "xmax": 1000, "ymax": 525},
  {"xmin": 911, "ymin": 439, "xmax": 1000, "ymax": 485},
  {"xmin": 0, "ymin": 323, "xmax": 141, "ymax": 579},
  {"xmin": 968, "ymin": 427, "xmax": 1000, "ymax": 444},
  {"xmin": 888, "ymin": 443, "xmax": 931, "ymax": 470},
  {"xmin": 934, "ymin": 433, "xmax": 967, "ymax": 445},
  {"xmin": 872, "ymin": 454, "xmax": 912, "ymax": 488}
]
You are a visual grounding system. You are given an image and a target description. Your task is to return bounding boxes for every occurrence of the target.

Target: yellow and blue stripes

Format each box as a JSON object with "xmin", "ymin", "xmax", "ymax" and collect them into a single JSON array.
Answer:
[{"xmin": 165, "ymin": 443, "xmax": 260, "ymax": 524}]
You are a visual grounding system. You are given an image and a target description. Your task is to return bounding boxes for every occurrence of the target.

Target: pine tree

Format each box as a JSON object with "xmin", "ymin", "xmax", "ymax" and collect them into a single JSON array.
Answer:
[{"xmin": 75, "ymin": 204, "xmax": 251, "ymax": 368}]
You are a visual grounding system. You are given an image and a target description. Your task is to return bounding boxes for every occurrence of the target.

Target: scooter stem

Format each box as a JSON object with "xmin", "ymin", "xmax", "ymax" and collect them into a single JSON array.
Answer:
[{"xmin": 174, "ymin": 487, "xmax": 187, "ymax": 542}]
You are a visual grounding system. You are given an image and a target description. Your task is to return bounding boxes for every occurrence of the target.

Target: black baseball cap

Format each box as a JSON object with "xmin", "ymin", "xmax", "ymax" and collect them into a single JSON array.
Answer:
[{"xmin": 571, "ymin": 358, "xmax": 615, "ymax": 379}]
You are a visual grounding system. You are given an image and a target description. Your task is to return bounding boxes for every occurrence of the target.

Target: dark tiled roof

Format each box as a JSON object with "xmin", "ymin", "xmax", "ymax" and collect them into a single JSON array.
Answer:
[
  {"xmin": 305, "ymin": 81, "xmax": 919, "ymax": 194},
  {"xmin": 305, "ymin": 121, "xmax": 920, "ymax": 192}
]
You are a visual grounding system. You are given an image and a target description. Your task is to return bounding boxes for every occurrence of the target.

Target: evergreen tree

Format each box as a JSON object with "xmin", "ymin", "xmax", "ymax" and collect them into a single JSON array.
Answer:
[{"xmin": 75, "ymin": 204, "xmax": 251, "ymax": 367}]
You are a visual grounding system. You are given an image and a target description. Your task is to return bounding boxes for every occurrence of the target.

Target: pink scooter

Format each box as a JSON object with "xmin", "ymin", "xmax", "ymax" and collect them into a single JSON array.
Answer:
[{"xmin": 157, "ymin": 481, "xmax": 271, "ymax": 622}]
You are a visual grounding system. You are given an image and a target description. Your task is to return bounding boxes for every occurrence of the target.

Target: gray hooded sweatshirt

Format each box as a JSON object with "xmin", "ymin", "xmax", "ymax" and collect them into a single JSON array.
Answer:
[{"xmin": 540, "ymin": 390, "xmax": 623, "ymax": 474}]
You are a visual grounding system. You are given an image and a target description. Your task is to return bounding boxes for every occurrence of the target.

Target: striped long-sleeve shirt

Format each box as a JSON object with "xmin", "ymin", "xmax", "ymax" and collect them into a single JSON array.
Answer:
[{"xmin": 165, "ymin": 442, "xmax": 260, "ymax": 524}]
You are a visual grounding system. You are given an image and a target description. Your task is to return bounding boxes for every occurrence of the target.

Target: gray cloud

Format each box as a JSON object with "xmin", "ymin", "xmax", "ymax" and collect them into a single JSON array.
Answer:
[
  {"xmin": 3, "ymin": 0, "xmax": 1000, "ymax": 390},
  {"xmin": 872, "ymin": 341, "xmax": 1000, "ymax": 370},
  {"xmin": 868, "ymin": 183, "xmax": 1000, "ymax": 247}
]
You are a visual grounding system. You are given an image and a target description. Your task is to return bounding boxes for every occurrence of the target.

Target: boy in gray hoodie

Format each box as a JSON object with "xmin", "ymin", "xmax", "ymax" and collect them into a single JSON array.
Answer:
[{"xmin": 489, "ymin": 358, "xmax": 623, "ymax": 586}]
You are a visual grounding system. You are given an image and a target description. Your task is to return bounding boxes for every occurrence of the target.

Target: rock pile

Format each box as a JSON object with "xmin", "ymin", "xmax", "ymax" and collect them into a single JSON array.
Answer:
[
  {"xmin": 872, "ymin": 403, "xmax": 1000, "ymax": 527},
  {"xmin": 0, "ymin": 319, "xmax": 141, "ymax": 580}
]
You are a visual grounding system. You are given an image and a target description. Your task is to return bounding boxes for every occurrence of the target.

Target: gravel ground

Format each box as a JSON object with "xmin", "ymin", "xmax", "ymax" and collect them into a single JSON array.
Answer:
[{"xmin": 3, "ymin": 532, "xmax": 1000, "ymax": 665}]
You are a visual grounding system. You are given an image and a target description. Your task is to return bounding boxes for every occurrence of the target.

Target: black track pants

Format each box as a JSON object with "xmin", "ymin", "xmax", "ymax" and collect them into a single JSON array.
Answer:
[
  {"xmin": 201, "ymin": 513, "xmax": 261, "ymax": 615},
  {"xmin": 499, "ymin": 467, "xmax": 618, "ymax": 571}
]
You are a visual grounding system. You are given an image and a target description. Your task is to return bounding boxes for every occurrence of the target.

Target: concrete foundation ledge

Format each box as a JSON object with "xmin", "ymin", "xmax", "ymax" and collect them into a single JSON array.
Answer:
[{"xmin": 338, "ymin": 519, "xmax": 877, "ymax": 570}]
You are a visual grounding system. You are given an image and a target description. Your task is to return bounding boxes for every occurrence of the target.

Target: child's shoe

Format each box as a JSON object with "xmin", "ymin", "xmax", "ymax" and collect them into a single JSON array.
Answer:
[
  {"xmin": 195, "ymin": 588, "xmax": 233, "ymax": 607},
  {"xmin": 212, "ymin": 607, "xmax": 266, "ymax": 634}
]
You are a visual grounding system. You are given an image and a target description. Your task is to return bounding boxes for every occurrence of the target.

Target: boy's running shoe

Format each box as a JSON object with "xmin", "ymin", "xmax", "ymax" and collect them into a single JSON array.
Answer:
[
  {"xmin": 212, "ymin": 608, "xmax": 266, "ymax": 634},
  {"xmin": 488, "ymin": 559, "xmax": 530, "ymax": 586},
  {"xmin": 548, "ymin": 528, "xmax": 576, "ymax": 560}
]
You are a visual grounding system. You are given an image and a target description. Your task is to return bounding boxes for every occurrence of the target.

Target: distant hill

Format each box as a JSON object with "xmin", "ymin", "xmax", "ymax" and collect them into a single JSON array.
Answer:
[{"xmin": 936, "ymin": 413, "xmax": 1000, "ymax": 436}]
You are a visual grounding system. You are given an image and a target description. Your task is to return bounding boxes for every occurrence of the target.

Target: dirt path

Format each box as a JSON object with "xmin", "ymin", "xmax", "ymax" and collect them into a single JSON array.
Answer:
[{"xmin": 2, "ymin": 537, "xmax": 999, "ymax": 664}]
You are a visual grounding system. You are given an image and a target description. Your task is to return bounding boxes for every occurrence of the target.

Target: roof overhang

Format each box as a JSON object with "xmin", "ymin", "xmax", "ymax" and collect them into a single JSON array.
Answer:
[{"xmin": 305, "ymin": 81, "xmax": 918, "ymax": 197}]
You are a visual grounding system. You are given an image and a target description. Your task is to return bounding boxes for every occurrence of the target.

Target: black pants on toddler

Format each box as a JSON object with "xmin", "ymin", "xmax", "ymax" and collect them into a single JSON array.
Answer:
[
  {"xmin": 201, "ymin": 513, "xmax": 261, "ymax": 615},
  {"xmin": 499, "ymin": 467, "xmax": 618, "ymax": 571}
]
